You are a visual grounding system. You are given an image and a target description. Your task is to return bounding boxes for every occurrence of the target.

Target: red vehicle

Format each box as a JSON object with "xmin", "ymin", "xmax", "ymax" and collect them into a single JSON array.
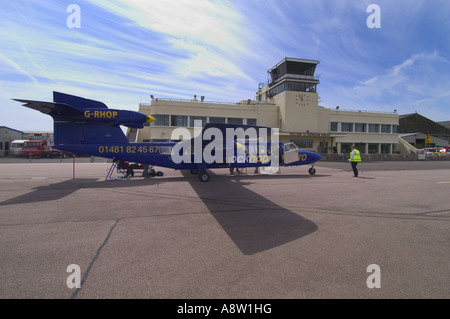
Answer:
[
  {"xmin": 440, "ymin": 146, "xmax": 450, "ymax": 153},
  {"xmin": 21, "ymin": 140, "xmax": 61, "ymax": 158}
]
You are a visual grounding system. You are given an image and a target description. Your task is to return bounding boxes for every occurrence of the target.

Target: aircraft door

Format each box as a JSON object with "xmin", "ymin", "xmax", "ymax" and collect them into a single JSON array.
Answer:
[{"xmin": 283, "ymin": 142, "xmax": 299, "ymax": 164}]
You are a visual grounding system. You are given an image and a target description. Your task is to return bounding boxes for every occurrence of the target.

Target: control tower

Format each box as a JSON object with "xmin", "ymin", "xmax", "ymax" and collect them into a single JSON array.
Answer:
[
  {"xmin": 268, "ymin": 57, "xmax": 320, "ymax": 97},
  {"xmin": 257, "ymin": 57, "xmax": 321, "ymax": 132}
]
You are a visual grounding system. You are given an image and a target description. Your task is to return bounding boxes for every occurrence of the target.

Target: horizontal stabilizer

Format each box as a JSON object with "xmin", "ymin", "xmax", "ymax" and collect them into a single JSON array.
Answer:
[{"xmin": 13, "ymin": 99, "xmax": 81, "ymax": 119}]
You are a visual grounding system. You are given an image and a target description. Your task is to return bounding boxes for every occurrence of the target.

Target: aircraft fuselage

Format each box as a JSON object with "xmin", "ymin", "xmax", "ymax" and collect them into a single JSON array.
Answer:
[{"xmin": 57, "ymin": 141, "xmax": 322, "ymax": 171}]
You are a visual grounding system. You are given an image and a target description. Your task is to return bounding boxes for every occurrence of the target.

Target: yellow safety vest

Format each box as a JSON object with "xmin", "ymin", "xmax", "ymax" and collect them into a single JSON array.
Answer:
[{"xmin": 350, "ymin": 149, "xmax": 362, "ymax": 162}]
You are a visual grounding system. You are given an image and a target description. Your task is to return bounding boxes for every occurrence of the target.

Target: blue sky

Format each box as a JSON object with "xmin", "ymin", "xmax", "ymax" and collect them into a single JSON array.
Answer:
[{"xmin": 1, "ymin": 0, "xmax": 449, "ymax": 131}]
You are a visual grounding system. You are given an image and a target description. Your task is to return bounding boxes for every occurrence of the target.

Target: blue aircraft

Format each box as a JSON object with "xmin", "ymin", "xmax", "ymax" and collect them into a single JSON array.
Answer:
[{"xmin": 14, "ymin": 92, "xmax": 322, "ymax": 182}]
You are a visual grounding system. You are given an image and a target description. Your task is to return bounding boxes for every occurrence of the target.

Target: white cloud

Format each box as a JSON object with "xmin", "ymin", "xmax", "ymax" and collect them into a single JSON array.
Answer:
[
  {"xmin": 88, "ymin": 0, "xmax": 250, "ymax": 80},
  {"xmin": 102, "ymin": 0, "xmax": 242, "ymax": 48},
  {"xmin": 0, "ymin": 52, "xmax": 39, "ymax": 85},
  {"xmin": 320, "ymin": 50, "xmax": 450, "ymax": 119},
  {"xmin": 355, "ymin": 51, "xmax": 447, "ymax": 96},
  {"xmin": 2, "ymin": 0, "xmax": 450, "ymax": 131}
]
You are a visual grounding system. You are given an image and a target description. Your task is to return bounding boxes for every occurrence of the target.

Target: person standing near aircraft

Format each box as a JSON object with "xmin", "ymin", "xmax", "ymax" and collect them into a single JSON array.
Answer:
[{"xmin": 348, "ymin": 145, "xmax": 361, "ymax": 177}]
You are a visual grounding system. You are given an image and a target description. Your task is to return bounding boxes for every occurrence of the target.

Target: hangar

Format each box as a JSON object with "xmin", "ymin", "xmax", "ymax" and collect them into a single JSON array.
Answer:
[
  {"xmin": 134, "ymin": 57, "xmax": 399, "ymax": 155},
  {"xmin": 399, "ymin": 113, "xmax": 450, "ymax": 148},
  {"xmin": 0, "ymin": 126, "xmax": 23, "ymax": 157}
]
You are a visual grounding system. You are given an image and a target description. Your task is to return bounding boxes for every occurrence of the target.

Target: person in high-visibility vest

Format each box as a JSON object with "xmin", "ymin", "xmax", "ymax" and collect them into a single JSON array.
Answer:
[{"xmin": 349, "ymin": 146, "xmax": 362, "ymax": 177}]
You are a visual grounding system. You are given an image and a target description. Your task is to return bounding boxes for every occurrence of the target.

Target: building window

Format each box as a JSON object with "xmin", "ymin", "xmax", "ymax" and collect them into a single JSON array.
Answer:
[
  {"xmin": 209, "ymin": 117, "xmax": 226, "ymax": 124},
  {"xmin": 355, "ymin": 123, "xmax": 367, "ymax": 133},
  {"xmin": 392, "ymin": 125, "xmax": 398, "ymax": 134},
  {"xmin": 227, "ymin": 118, "xmax": 243, "ymax": 125},
  {"xmin": 341, "ymin": 122, "xmax": 353, "ymax": 132},
  {"xmin": 381, "ymin": 144, "xmax": 391, "ymax": 154},
  {"xmin": 291, "ymin": 139, "xmax": 313, "ymax": 148},
  {"xmin": 354, "ymin": 143, "xmax": 366, "ymax": 153},
  {"xmin": 286, "ymin": 82, "xmax": 317, "ymax": 93},
  {"xmin": 392, "ymin": 144, "xmax": 398, "ymax": 153},
  {"xmin": 268, "ymin": 81, "xmax": 317, "ymax": 97},
  {"xmin": 171, "ymin": 115, "xmax": 188, "ymax": 127},
  {"xmin": 190, "ymin": 116, "xmax": 207, "ymax": 127},
  {"xmin": 330, "ymin": 122, "xmax": 338, "ymax": 132},
  {"xmin": 152, "ymin": 114, "xmax": 169, "ymax": 127},
  {"xmin": 381, "ymin": 124, "xmax": 391, "ymax": 134},
  {"xmin": 247, "ymin": 118, "xmax": 257, "ymax": 125},
  {"xmin": 268, "ymin": 83, "xmax": 286, "ymax": 97},
  {"xmin": 368, "ymin": 143, "xmax": 379, "ymax": 154},
  {"xmin": 341, "ymin": 143, "xmax": 352, "ymax": 154},
  {"xmin": 368, "ymin": 124, "xmax": 380, "ymax": 133},
  {"xmin": 305, "ymin": 84, "xmax": 317, "ymax": 92}
]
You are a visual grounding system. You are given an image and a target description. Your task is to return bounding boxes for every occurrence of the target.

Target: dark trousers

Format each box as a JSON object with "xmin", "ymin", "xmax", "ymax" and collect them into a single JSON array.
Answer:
[{"xmin": 351, "ymin": 162, "xmax": 358, "ymax": 177}]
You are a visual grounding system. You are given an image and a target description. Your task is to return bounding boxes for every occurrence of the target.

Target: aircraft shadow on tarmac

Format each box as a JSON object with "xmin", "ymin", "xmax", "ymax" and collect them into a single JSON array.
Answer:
[
  {"xmin": 0, "ymin": 170, "xmax": 329, "ymax": 207},
  {"xmin": 1, "ymin": 171, "xmax": 319, "ymax": 255},
  {"xmin": 0, "ymin": 176, "xmax": 188, "ymax": 206},
  {"xmin": 0, "ymin": 178, "xmax": 99, "ymax": 206},
  {"xmin": 181, "ymin": 171, "xmax": 319, "ymax": 255}
]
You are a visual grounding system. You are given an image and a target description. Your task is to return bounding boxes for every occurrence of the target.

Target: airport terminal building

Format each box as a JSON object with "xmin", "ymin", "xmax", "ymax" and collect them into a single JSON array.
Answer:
[{"xmin": 135, "ymin": 57, "xmax": 399, "ymax": 155}]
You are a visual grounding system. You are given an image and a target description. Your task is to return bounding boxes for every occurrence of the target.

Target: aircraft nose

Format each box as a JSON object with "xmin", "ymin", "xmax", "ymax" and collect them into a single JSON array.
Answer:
[
  {"xmin": 146, "ymin": 115, "xmax": 156, "ymax": 122},
  {"xmin": 314, "ymin": 152, "xmax": 323, "ymax": 162}
]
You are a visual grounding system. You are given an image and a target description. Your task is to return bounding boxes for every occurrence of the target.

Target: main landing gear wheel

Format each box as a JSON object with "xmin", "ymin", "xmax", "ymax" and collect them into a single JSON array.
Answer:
[
  {"xmin": 190, "ymin": 169, "xmax": 198, "ymax": 175},
  {"xmin": 308, "ymin": 167, "xmax": 316, "ymax": 175},
  {"xmin": 198, "ymin": 172, "xmax": 210, "ymax": 182}
]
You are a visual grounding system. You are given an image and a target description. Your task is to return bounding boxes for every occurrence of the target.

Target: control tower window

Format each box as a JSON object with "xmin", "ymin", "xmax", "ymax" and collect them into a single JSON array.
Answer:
[{"xmin": 268, "ymin": 81, "xmax": 317, "ymax": 97}]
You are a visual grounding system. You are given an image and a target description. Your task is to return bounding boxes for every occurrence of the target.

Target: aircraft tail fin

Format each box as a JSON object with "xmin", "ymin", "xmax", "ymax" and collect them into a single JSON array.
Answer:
[
  {"xmin": 53, "ymin": 91, "xmax": 108, "ymax": 111},
  {"xmin": 14, "ymin": 92, "xmax": 152, "ymax": 146},
  {"xmin": 52, "ymin": 92, "xmax": 128, "ymax": 145}
]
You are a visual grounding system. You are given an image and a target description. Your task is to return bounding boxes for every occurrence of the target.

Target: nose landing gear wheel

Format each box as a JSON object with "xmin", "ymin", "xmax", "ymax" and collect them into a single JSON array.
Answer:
[
  {"xmin": 198, "ymin": 172, "xmax": 210, "ymax": 182},
  {"xmin": 308, "ymin": 167, "xmax": 316, "ymax": 175}
]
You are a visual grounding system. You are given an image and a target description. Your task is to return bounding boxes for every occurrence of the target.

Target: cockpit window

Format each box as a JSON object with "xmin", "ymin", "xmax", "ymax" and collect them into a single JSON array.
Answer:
[{"xmin": 284, "ymin": 142, "xmax": 298, "ymax": 152}]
